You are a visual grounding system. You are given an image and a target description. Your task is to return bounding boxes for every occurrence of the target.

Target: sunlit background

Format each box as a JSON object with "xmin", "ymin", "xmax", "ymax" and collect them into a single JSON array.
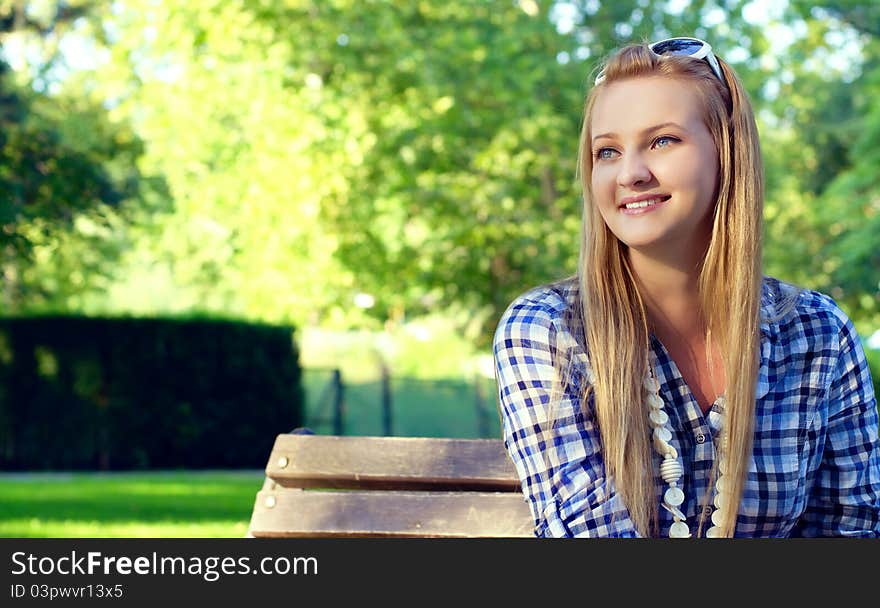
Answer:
[{"xmin": 1, "ymin": 0, "xmax": 878, "ymax": 536}]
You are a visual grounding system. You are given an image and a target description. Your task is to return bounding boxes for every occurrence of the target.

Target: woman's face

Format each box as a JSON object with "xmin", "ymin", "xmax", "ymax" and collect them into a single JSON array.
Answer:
[{"xmin": 589, "ymin": 76, "xmax": 720, "ymax": 256}]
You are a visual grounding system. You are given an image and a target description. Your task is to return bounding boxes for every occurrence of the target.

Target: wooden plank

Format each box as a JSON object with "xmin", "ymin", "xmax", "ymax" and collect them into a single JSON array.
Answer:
[
  {"xmin": 265, "ymin": 435, "xmax": 521, "ymax": 491},
  {"xmin": 244, "ymin": 477, "xmax": 286, "ymax": 538},
  {"xmin": 248, "ymin": 489, "xmax": 534, "ymax": 538}
]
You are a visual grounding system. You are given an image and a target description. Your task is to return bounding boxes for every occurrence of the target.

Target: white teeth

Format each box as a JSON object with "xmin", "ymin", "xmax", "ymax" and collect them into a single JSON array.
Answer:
[{"xmin": 624, "ymin": 197, "xmax": 665, "ymax": 209}]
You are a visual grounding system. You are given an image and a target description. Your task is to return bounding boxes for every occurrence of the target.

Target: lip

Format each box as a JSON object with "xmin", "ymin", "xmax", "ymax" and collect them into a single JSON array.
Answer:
[{"xmin": 618, "ymin": 193, "xmax": 671, "ymax": 215}]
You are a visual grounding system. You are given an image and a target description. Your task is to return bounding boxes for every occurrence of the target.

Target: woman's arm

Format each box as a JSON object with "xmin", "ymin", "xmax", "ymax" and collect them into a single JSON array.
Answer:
[
  {"xmin": 493, "ymin": 289, "xmax": 639, "ymax": 537},
  {"xmin": 494, "ymin": 295, "xmax": 566, "ymax": 536},
  {"xmin": 790, "ymin": 312, "xmax": 880, "ymax": 537}
]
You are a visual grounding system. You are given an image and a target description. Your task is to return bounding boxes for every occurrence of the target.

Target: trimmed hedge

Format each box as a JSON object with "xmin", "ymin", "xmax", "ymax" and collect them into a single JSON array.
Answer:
[{"xmin": 0, "ymin": 315, "xmax": 302, "ymax": 470}]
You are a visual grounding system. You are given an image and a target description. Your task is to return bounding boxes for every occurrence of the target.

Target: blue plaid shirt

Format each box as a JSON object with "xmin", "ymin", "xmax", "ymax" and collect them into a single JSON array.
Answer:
[{"xmin": 494, "ymin": 276, "xmax": 880, "ymax": 537}]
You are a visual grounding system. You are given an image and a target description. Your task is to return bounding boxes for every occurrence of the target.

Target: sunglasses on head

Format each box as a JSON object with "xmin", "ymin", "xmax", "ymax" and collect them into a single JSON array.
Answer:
[{"xmin": 594, "ymin": 37, "xmax": 726, "ymax": 87}]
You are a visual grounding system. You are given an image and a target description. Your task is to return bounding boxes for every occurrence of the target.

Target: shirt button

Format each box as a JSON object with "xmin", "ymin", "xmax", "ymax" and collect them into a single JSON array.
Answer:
[
  {"xmin": 704, "ymin": 505, "xmax": 713, "ymax": 517},
  {"xmin": 696, "ymin": 433, "xmax": 706, "ymax": 444}
]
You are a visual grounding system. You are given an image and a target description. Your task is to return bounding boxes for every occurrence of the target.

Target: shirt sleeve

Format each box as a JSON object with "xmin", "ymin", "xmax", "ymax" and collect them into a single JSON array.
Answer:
[
  {"xmin": 791, "ymin": 309, "xmax": 880, "ymax": 537},
  {"xmin": 493, "ymin": 291, "xmax": 639, "ymax": 537}
]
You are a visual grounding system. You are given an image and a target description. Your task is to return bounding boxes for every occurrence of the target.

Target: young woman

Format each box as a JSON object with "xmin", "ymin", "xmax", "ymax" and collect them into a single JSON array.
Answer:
[{"xmin": 493, "ymin": 38, "xmax": 880, "ymax": 537}]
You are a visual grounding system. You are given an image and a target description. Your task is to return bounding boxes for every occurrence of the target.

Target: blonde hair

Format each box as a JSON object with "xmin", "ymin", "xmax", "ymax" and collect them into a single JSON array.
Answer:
[{"xmin": 559, "ymin": 43, "xmax": 765, "ymax": 537}]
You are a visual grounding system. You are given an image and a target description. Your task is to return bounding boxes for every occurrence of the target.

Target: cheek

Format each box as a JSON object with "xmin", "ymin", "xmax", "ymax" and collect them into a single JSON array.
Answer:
[
  {"xmin": 677, "ymin": 160, "xmax": 718, "ymax": 209},
  {"xmin": 700, "ymin": 161, "xmax": 721, "ymax": 207},
  {"xmin": 590, "ymin": 167, "xmax": 614, "ymax": 203},
  {"xmin": 590, "ymin": 175, "xmax": 615, "ymax": 226},
  {"xmin": 695, "ymin": 144, "xmax": 721, "ymax": 202}
]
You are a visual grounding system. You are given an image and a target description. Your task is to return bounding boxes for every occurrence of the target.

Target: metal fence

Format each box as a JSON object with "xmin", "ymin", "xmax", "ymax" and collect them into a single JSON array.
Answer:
[{"xmin": 300, "ymin": 367, "xmax": 500, "ymax": 439}]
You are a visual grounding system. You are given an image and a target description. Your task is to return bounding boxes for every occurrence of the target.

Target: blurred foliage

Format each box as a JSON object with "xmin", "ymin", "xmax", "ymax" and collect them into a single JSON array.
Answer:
[
  {"xmin": 0, "ymin": 0, "xmax": 877, "ymax": 347},
  {"xmin": 0, "ymin": 0, "xmax": 166, "ymax": 312}
]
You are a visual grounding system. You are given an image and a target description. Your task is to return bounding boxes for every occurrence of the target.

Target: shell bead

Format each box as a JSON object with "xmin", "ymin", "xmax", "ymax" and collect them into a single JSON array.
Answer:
[
  {"xmin": 647, "ymin": 393, "xmax": 664, "ymax": 410},
  {"xmin": 653, "ymin": 426, "xmax": 672, "ymax": 443},
  {"xmin": 669, "ymin": 521, "xmax": 691, "ymax": 538},
  {"xmin": 664, "ymin": 487, "xmax": 685, "ymax": 507},
  {"xmin": 649, "ymin": 409, "xmax": 669, "ymax": 426},
  {"xmin": 705, "ymin": 526, "xmax": 724, "ymax": 538},
  {"xmin": 713, "ymin": 492, "xmax": 726, "ymax": 509},
  {"xmin": 659, "ymin": 458, "xmax": 683, "ymax": 483},
  {"xmin": 653, "ymin": 436, "xmax": 677, "ymax": 459},
  {"xmin": 662, "ymin": 503, "xmax": 687, "ymax": 521},
  {"xmin": 711, "ymin": 508, "xmax": 725, "ymax": 527},
  {"xmin": 644, "ymin": 375, "xmax": 661, "ymax": 393},
  {"xmin": 652, "ymin": 435, "xmax": 668, "ymax": 452}
]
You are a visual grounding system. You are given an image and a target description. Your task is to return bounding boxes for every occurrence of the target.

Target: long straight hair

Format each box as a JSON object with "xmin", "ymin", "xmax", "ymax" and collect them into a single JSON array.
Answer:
[{"xmin": 568, "ymin": 44, "xmax": 765, "ymax": 537}]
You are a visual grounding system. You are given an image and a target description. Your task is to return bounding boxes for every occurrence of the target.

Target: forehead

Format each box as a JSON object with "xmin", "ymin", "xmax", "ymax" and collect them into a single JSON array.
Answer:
[{"xmin": 590, "ymin": 76, "xmax": 706, "ymax": 136}]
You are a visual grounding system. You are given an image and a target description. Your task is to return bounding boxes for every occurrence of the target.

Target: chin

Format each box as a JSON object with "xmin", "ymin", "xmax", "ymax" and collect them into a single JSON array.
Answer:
[{"xmin": 612, "ymin": 230, "xmax": 671, "ymax": 250}]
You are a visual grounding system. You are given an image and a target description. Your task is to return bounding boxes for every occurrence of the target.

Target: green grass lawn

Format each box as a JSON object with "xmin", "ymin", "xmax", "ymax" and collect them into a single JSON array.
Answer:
[{"xmin": 0, "ymin": 471, "xmax": 264, "ymax": 538}]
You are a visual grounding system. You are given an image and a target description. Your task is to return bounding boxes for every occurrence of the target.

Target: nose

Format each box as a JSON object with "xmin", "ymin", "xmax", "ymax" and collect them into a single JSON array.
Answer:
[{"xmin": 616, "ymin": 150, "xmax": 653, "ymax": 188}]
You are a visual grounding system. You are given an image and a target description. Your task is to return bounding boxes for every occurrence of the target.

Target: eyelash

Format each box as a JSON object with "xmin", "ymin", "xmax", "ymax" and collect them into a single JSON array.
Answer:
[{"xmin": 593, "ymin": 135, "xmax": 680, "ymax": 161}]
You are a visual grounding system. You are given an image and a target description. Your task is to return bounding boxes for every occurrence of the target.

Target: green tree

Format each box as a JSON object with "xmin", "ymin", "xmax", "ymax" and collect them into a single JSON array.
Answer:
[
  {"xmin": 0, "ymin": 1, "xmax": 156, "ymax": 312},
  {"xmin": 762, "ymin": 1, "xmax": 879, "ymax": 334}
]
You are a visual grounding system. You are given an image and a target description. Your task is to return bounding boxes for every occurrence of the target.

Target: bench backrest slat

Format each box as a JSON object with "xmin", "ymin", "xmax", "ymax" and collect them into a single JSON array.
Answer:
[{"xmin": 265, "ymin": 435, "xmax": 521, "ymax": 491}]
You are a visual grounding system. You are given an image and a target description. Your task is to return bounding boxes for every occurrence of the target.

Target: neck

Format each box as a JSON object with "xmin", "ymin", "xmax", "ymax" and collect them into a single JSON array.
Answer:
[{"xmin": 627, "ymin": 245, "xmax": 706, "ymax": 340}]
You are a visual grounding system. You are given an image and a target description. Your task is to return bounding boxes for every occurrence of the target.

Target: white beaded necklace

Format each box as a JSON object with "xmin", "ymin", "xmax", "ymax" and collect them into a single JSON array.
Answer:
[
  {"xmin": 643, "ymin": 369, "xmax": 728, "ymax": 538},
  {"xmin": 585, "ymin": 362, "xmax": 729, "ymax": 537}
]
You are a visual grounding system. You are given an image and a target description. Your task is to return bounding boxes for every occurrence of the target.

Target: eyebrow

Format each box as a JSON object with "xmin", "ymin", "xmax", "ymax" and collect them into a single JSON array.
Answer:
[{"xmin": 591, "ymin": 122, "xmax": 688, "ymax": 144}]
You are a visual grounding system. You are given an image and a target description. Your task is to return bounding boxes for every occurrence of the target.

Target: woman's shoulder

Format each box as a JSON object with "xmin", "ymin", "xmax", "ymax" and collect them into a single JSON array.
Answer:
[
  {"xmin": 762, "ymin": 275, "xmax": 858, "ymax": 347},
  {"xmin": 493, "ymin": 277, "xmax": 580, "ymax": 346},
  {"xmin": 496, "ymin": 277, "xmax": 577, "ymax": 326}
]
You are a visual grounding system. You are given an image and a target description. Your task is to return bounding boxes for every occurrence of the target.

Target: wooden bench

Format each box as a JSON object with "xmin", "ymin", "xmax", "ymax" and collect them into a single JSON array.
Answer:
[{"xmin": 247, "ymin": 432, "xmax": 533, "ymax": 538}]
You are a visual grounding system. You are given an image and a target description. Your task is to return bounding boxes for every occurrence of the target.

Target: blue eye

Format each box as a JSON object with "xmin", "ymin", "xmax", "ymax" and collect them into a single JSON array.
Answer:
[
  {"xmin": 654, "ymin": 136, "xmax": 679, "ymax": 148},
  {"xmin": 595, "ymin": 148, "xmax": 617, "ymax": 160}
]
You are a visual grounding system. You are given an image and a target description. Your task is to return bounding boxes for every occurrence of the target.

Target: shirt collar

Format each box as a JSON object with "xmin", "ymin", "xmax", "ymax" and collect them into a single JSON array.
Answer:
[{"xmin": 756, "ymin": 277, "xmax": 781, "ymax": 400}]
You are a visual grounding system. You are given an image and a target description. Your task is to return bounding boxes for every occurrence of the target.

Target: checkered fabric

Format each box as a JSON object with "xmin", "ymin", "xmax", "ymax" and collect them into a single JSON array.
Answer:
[{"xmin": 494, "ymin": 276, "xmax": 880, "ymax": 537}]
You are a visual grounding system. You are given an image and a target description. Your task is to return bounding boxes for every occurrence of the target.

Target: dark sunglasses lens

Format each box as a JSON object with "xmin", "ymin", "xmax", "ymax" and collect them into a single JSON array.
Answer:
[{"xmin": 651, "ymin": 38, "xmax": 703, "ymax": 56}]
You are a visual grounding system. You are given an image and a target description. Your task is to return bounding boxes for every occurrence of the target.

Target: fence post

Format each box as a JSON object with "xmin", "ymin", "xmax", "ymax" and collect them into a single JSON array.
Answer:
[
  {"xmin": 381, "ymin": 363, "xmax": 392, "ymax": 436},
  {"xmin": 332, "ymin": 368, "xmax": 345, "ymax": 435}
]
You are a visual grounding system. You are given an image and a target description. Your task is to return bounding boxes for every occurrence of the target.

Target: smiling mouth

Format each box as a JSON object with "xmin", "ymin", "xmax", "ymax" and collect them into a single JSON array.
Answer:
[{"xmin": 620, "ymin": 195, "xmax": 671, "ymax": 210}]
